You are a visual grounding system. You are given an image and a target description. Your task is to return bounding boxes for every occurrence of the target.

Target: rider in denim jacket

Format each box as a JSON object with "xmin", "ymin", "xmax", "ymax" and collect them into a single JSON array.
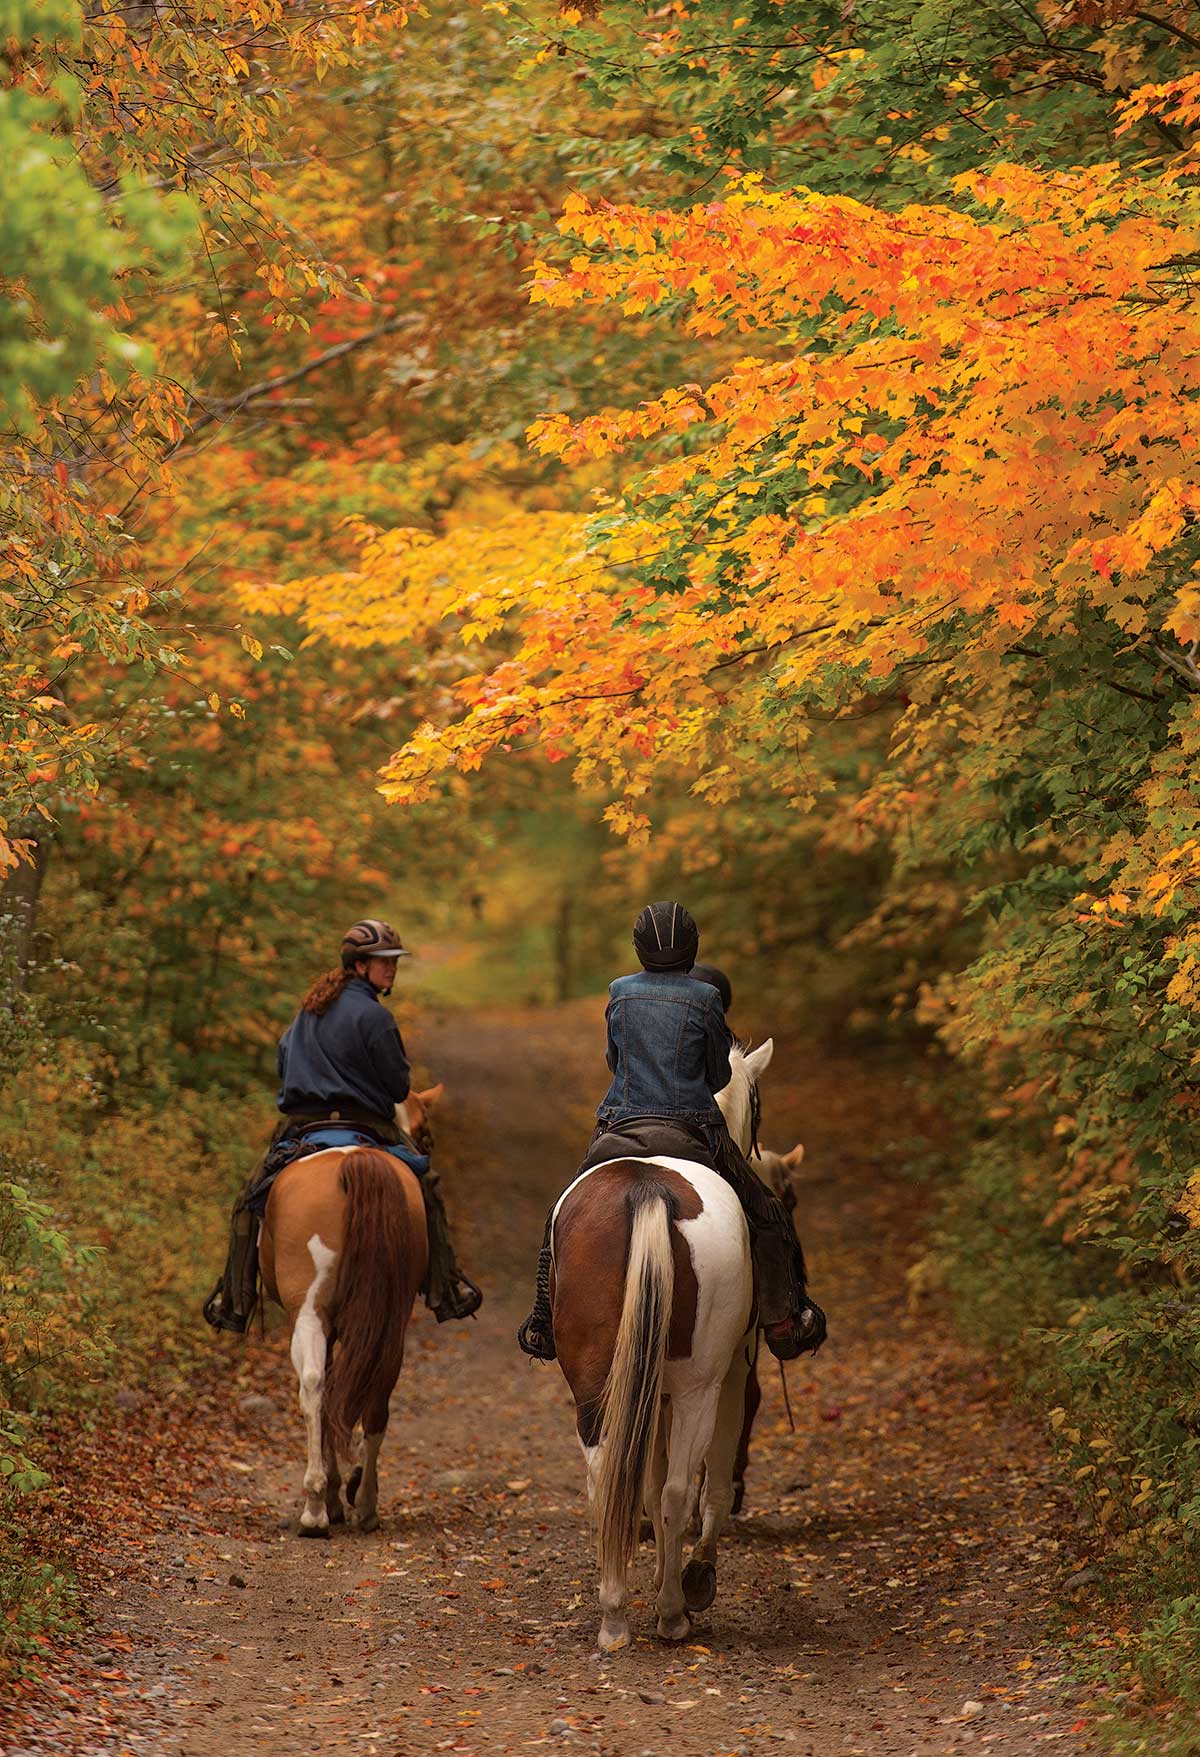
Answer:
[
  {"xmin": 597, "ymin": 968, "xmax": 733, "ymax": 1128},
  {"xmin": 518, "ymin": 902, "xmax": 826, "ymax": 1364}
]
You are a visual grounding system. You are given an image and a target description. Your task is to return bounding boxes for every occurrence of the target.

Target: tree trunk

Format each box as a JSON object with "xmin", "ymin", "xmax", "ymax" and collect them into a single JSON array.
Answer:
[
  {"xmin": 554, "ymin": 891, "xmax": 573, "ymax": 1004},
  {"xmin": 0, "ymin": 821, "xmax": 51, "ymax": 998}
]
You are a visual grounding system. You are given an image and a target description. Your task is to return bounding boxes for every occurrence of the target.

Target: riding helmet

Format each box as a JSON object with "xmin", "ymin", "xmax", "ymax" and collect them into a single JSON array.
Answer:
[
  {"xmin": 340, "ymin": 918, "xmax": 413, "ymax": 968},
  {"xmin": 632, "ymin": 901, "xmax": 699, "ymax": 972},
  {"xmin": 690, "ymin": 962, "xmax": 733, "ymax": 1013}
]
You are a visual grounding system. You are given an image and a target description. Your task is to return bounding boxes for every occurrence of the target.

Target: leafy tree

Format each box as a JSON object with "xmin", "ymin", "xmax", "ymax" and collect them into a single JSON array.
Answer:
[{"xmin": 260, "ymin": 6, "xmax": 1200, "ymax": 1658}]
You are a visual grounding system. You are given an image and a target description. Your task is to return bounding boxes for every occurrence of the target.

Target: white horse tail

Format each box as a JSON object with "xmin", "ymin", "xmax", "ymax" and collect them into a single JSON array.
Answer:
[{"xmin": 594, "ymin": 1179, "xmax": 674, "ymax": 1584}]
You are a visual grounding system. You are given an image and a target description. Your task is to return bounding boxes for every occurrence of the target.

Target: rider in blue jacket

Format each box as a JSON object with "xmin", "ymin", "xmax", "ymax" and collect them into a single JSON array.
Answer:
[
  {"xmin": 204, "ymin": 919, "xmax": 481, "ymax": 1333},
  {"xmin": 518, "ymin": 902, "xmax": 826, "ymax": 1364}
]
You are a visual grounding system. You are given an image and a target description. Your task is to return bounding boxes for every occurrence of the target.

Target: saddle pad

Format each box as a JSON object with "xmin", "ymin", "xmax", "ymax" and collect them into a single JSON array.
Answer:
[
  {"xmin": 295, "ymin": 1127, "xmax": 430, "ymax": 1178},
  {"xmin": 247, "ymin": 1129, "xmax": 430, "ymax": 1217}
]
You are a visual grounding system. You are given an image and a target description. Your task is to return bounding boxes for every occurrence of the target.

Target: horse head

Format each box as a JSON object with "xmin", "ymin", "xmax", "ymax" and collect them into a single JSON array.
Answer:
[
  {"xmin": 398, "ymin": 1081, "xmax": 444, "ymax": 1157},
  {"xmin": 718, "ymin": 1037, "xmax": 774, "ymax": 1156},
  {"xmin": 755, "ymin": 1139, "xmax": 805, "ymax": 1210}
]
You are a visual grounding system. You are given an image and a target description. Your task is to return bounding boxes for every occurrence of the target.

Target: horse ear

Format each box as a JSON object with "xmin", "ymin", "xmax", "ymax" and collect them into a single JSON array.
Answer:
[
  {"xmin": 418, "ymin": 1082, "xmax": 445, "ymax": 1109},
  {"xmin": 783, "ymin": 1142, "xmax": 805, "ymax": 1170},
  {"xmin": 742, "ymin": 1037, "xmax": 774, "ymax": 1081}
]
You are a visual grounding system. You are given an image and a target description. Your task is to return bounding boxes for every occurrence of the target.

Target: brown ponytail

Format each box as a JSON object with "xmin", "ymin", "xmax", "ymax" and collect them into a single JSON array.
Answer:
[{"xmin": 302, "ymin": 967, "xmax": 354, "ymax": 1016}]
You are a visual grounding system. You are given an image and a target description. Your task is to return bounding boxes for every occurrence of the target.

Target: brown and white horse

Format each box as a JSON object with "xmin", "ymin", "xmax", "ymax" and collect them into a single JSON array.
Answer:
[
  {"xmin": 550, "ymin": 1042, "xmax": 773, "ymax": 1651},
  {"xmin": 257, "ymin": 1088, "xmax": 438, "ymax": 1537}
]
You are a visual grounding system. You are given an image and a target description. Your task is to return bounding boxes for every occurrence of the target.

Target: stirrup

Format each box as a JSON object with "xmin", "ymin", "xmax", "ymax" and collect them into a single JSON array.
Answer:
[
  {"xmin": 202, "ymin": 1281, "xmax": 250, "ymax": 1335},
  {"xmin": 432, "ymin": 1276, "xmax": 483, "ymax": 1323},
  {"xmin": 517, "ymin": 1313, "xmax": 556, "ymax": 1362},
  {"xmin": 762, "ymin": 1317, "xmax": 804, "ymax": 1362}
]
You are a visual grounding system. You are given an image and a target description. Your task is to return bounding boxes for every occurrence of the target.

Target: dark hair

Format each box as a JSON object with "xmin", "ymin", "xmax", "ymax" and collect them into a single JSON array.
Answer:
[
  {"xmin": 302, "ymin": 966, "xmax": 354, "ymax": 1016},
  {"xmin": 690, "ymin": 963, "xmax": 732, "ymax": 1012}
]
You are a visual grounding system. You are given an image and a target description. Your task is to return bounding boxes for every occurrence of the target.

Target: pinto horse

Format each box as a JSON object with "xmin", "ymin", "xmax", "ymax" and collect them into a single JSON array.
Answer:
[
  {"xmin": 257, "ymin": 1087, "xmax": 439, "ymax": 1536},
  {"xmin": 551, "ymin": 1042, "xmax": 772, "ymax": 1651}
]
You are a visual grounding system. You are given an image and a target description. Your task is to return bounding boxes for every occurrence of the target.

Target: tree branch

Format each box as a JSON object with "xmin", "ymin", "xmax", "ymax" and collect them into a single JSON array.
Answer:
[
  {"xmin": 174, "ymin": 314, "xmax": 424, "ymax": 450},
  {"xmin": 1154, "ymin": 640, "xmax": 1200, "ymax": 691},
  {"xmin": 1133, "ymin": 7, "xmax": 1200, "ymax": 51}
]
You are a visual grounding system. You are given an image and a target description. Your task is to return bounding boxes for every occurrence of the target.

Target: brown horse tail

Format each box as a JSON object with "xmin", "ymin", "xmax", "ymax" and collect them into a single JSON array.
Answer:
[
  {"xmin": 593, "ymin": 1179, "xmax": 675, "ymax": 1584},
  {"xmin": 324, "ymin": 1150, "xmax": 413, "ymax": 1455}
]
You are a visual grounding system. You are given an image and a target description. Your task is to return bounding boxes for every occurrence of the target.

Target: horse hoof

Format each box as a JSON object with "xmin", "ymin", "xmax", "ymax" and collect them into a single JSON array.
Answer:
[
  {"xmin": 328, "ymin": 1503, "xmax": 346, "ymax": 1526},
  {"xmin": 656, "ymin": 1612, "xmax": 692, "ymax": 1643},
  {"xmin": 731, "ymin": 1479, "xmax": 746, "ymax": 1517},
  {"xmin": 638, "ymin": 1517, "xmax": 654, "ymax": 1543},
  {"xmin": 682, "ymin": 1560, "xmax": 717, "ymax": 1612},
  {"xmin": 298, "ymin": 1522, "xmax": 331, "ymax": 1540},
  {"xmin": 357, "ymin": 1510, "xmax": 380, "ymax": 1534},
  {"xmin": 346, "ymin": 1466, "xmax": 362, "ymax": 1508},
  {"xmin": 598, "ymin": 1623, "xmax": 630, "ymax": 1654}
]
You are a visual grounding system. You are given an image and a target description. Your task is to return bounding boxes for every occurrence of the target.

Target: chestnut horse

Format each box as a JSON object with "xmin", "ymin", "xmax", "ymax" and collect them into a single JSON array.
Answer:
[
  {"xmin": 257, "ymin": 1088, "xmax": 438, "ymax": 1536},
  {"xmin": 550, "ymin": 1042, "xmax": 773, "ymax": 1651}
]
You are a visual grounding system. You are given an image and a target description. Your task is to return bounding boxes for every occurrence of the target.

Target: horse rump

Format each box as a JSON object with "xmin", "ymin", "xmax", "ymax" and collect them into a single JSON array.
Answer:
[
  {"xmin": 323, "ymin": 1149, "xmax": 413, "ymax": 1454},
  {"xmin": 592, "ymin": 1178, "xmax": 676, "ymax": 1583}
]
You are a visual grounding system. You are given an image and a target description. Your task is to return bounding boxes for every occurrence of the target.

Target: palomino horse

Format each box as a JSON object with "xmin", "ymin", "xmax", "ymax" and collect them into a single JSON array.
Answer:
[
  {"xmin": 731, "ymin": 1140, "xmax": 806, "ymax": 1514},
  {"xmin": 257, "ymin": 1087, "xmax": 439, "ymax": 1536},
  {"xmin": 551, "ymin": 1041, "xmax": 773, "ymax": 1651}
]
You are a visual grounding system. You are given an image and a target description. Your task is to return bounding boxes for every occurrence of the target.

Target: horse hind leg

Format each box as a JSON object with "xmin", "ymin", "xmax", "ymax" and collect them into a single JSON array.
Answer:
[
  {"xmin": 649, "ymin": 1405, "xmax": 670, "ymax": 1596},
  {"xmin": 291, "ymin": 1236, "xmax": 337, "ymax": 1537},
  {"xmin": 320, "ymin": 1335, "xmax": 346, "ymax": 1526},
  {"xmin": 582, "ymin": 1440, "xmax": 631, "ymax": 1654},
  {"xmin": 655, "ymin": 1385, "xmax": 720, "ymax": 1641},
  {"xmin": 683, "ymin": 1336, "xmax": 753, "ymax": 1614},
  {"xmin": 353, "ymin": 1390, "xmax": 391, "ymax": 1533}
]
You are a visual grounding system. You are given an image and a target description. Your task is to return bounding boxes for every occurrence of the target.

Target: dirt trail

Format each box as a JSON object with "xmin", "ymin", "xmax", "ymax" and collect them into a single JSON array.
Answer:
[{"xmin": 4, "ymin": 1001, "xmax": 1098, "ymax": 1757}]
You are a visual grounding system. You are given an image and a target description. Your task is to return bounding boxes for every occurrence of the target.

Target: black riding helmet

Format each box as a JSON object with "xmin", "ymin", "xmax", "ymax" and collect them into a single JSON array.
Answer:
[
  {"xmin": 690, "ymin": 962, "xmax": 732, "ymax": 1013},
  {"xmin": 633, "ymin": 901, "xmax": 699, "ymax": 972}
]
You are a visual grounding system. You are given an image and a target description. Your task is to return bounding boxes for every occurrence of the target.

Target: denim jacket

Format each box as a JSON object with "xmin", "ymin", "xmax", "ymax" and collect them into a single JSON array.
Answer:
[{"xmin": 596, "ymin": 970, "xmax": 732, "ymax": 1126}]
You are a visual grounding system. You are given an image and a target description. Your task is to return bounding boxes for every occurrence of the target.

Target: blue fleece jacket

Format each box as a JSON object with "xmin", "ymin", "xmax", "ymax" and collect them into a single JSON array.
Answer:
[{"xmin": 276, "ymin": 976, "xmax": 411, "ymax": 1120}]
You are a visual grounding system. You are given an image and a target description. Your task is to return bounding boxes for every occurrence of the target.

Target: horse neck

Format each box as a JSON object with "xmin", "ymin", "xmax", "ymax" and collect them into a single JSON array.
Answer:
[{"xmin": 717, "ymin": 1052, "xmax": 753, "ymax": 1156}]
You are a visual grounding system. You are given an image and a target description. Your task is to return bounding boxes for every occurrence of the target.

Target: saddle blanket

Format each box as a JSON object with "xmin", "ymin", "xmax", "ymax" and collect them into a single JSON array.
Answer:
[{"xmin": 247, "ymin": 1128, "xmax": 430, "ymax": 1217}]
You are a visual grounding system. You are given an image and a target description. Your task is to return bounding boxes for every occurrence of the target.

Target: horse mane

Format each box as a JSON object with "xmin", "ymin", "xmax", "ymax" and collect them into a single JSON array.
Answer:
[
  {"xmin": 323, "ymin": 1150, "xmax": 416, "ymax": 1452},
  {"xmin": 718, "ymin": 1041, "xmax": 754, "ymax": 1153}
]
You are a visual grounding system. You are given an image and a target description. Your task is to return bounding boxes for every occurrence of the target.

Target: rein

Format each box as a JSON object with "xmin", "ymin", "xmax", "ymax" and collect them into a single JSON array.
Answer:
[{"xmin": 778, "ymin": 1358, "xmax": 796, "ymax": 1433}]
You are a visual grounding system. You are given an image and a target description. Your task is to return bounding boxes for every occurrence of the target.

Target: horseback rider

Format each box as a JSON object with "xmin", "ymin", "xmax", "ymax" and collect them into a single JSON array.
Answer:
[
  {"xmin": 518, "ymin": 902, "xmax": 826, "ymax": 1364},
  {"xmin": 203, "ymin": 919, "xmax": 482, "ymax": 1334}
]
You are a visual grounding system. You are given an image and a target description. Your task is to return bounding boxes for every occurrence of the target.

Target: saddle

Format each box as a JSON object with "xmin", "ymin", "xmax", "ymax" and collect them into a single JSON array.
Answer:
[{"xmin": 580, "ymin": 1115, "xmax": 716, "ymax": 1174}]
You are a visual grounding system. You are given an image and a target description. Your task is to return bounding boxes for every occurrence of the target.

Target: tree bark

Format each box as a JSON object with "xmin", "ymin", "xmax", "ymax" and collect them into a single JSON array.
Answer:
[
  {"xmin": 554, "ymin": 891, "xmax": 573, "ymax": 1004},
  {"xmin": 1, "ymin": 822, "xmax": 50, "ymax": 998}
]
